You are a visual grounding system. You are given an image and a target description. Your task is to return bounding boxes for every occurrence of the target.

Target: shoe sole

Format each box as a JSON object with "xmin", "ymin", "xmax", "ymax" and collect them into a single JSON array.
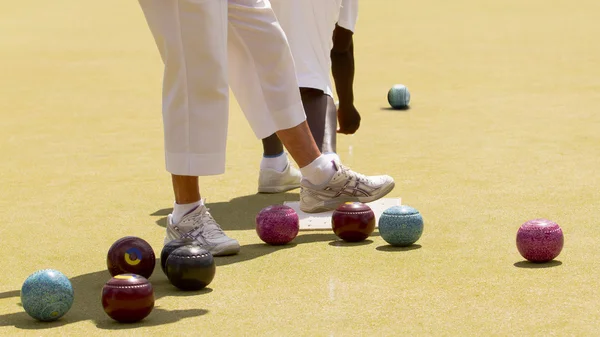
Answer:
[
  {"xmin": 258, "ymin": 184, "xmax": 301, "ymax": 194},
  {"xmin": 210, "ymin": 241, "xmax": 241, "ymax": 256},
  {"xmin": 164, "ymin": 235, "xmax": 240, "ymax": 257},
  {"xmin": 299, "ymin": 181, "xmax": 396, "ymax": 213}
]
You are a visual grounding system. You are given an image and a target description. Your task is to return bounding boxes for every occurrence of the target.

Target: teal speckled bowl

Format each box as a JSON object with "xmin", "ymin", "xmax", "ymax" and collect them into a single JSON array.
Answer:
[
  {"xmin": 387, "ymin": 84, "xmax": 411, "ymax": 109},
  {"xmin": 21, "ymin": 269, "xmax": 74, "ymax": 321},
  {"xmin": 378, "ymin": 205, "xmax": 424, "ymax": 246}
]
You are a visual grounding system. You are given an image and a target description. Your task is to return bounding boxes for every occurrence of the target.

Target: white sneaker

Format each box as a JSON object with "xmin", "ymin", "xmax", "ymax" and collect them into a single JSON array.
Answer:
[
  {"xmin": 258, "ymin": 163, "xmax": 302, "ymax": 193},
  {"xmin": 299, "ymin": 160, "xmax": 395, "ymax": 213},
  {"xmin": 164, "ymin": 202, "xmax": 240, "ymax": 256}
]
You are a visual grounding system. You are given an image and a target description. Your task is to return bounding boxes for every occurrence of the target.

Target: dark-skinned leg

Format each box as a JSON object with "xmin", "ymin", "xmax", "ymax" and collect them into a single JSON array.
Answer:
[
  {"xmin": 331, "ymin": 24, "xmax": 360, "ymax": 134},
  {"xmin": 300, "ymin": 87, "xmax": 336, "ymax": 154},
  {"xmin": 261, "ymin": 133, "xmax": 284, "ymax": 156},
  {"xmin": 300, "ymin": 88, "xmax": 336, "ymax": 153}
]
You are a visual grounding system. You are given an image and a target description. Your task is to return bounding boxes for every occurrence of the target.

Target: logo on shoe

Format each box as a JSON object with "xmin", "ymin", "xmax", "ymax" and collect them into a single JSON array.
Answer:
[{"xmin": 326, "ymin": 181, "xmax": 370, "ymax": 197}]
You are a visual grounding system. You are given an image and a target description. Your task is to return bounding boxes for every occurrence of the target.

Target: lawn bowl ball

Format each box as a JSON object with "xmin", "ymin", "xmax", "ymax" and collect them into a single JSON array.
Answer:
[
  {"xmin": 101, "ymin": 274, "xmax": 154, "ymax": 323},
  {"xmin": 378, "ymin": 205, "xmax": 424, "ymax": 246},
  {"xmin": 107, "ymin": 236, "xmax": 156, "ymax": 279},
  {"xmin": 387, "ymin": 84, "xmax": 411, "ymax": 109},
  {"xmin": 165, "ymin": 245, "xmax": 216, "ymax": 291},
  {"xmin": 516, "ymin": 219, "xmax": 564, "ymax": 263},
  {"xmin": 331, "ymin": 202, "xmax": 376, "ymax": 242},
  {"xmin": 21, "ymin": 269, "xmax": 74, "ymax": 322},
  {"xmin": 160, "ymin": 238, "xmax": 203, "ymax": 275},
  {"xmin": 256, "ymin": 205, "xmax": 300, "ymax": 245}
]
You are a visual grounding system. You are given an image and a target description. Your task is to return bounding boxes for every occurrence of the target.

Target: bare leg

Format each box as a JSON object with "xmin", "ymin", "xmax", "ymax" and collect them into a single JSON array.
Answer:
[
  {"xmin": 172, "ymin": 175, "xmax": 200, "ymax": 204},
  {"xmin": 275, "ymin": 121, "xmax": 321, "ymax": 168}
]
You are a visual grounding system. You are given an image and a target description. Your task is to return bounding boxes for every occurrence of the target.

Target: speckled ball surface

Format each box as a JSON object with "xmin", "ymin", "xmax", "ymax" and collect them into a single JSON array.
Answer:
[
  {"xmin": 256, "ymin": 205, "xmax": 299, "ymax": 245},
  {"xmin": 20, "ymin": 269, "xmax": 74, "ymax": 321},
  {"xmin": 378, "ymin": 205, "xmax": 424, "ymax": 246},
  {"xmin": 516, "ymin": 219, "xmax": 563, "ymax": 263},
  {"xmin": 387, "ymin": 84, "xmax": 410, "ymax": 109}
]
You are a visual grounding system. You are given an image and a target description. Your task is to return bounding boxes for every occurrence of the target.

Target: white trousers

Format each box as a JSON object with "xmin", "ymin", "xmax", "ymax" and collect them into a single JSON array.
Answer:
[
  {"xmin": 338, "ymin": 0, "xmax": 359, "ymax": 32},
  {"xmin": 270, "ymin": 0, "xmax": 342, "ymax": 97},
  {"xmin": 139, "ymin": 0, "xmax": 306, "ymax": 176}
]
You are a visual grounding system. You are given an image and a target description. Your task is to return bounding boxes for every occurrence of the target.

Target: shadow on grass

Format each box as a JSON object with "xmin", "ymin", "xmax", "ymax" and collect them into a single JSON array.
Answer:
[
  {"xmin": 513, "ymin": 260, "xmax": 562, "ymax": 269},
  {"xmin": 0, "ymin": 266, "xmax": 210, "ymax": 330},
  {"xmin": 380, "ymin": 106, "xmax": 410, "ymax": 111},
  {"xmin": 328, "ymin": 239, "xmax": 374, "ymax": 247},
  {"xmin": 149, "ymin": 194, "xmax": 385, "ymax": 266},
  {"xmin": 376, "ymin": 244, "xmax": 422, "ymax": 252},
  {"xmin": 216, "ymin": 232, "xmax": 353, "ymax": 266},
  {"xmin": 151, "ymin": 192, "xmax": 300, "ymax": 230}
]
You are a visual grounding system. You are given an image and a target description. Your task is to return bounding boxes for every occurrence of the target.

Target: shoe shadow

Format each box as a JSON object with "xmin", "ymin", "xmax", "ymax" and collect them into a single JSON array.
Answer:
[
  {"xmin": 151, "ymin": 192, "xmax": 300, "ymax": 231},
  {"xmin": 149, "ymin": 194, "xmax": 385, "ymax": 267},
  {"xmin": 215, "ymin": 243, "xmax": 296, "ymax": 266},
  {"xmin": 0, "ymin": 267, "xmax": 209, "ymax": 330},
  {"xmin": 215, "ymin": 232, "xmax": 350, "ymax": 266}
]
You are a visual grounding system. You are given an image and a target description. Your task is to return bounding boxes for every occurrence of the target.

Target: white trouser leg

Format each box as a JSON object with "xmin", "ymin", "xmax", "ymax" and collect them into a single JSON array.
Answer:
[
  {"xmin": 338, "ymin": 0, "xmax": 359, "ymax": 32},
  {"xmin": 227, "ymin": 0, "xmax": 306, "ymax": 140},
  {"xmin": 139, "ymin": 0, "xmax": 229, "ymax": 176},
  {"xmin": 270, "ymin": 0, "xmax": 342, "ymax": 97}
]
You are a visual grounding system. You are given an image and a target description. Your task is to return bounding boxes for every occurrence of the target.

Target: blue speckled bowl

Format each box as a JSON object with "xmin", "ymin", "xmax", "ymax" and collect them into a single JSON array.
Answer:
[
  {"xmin": 378, "ymin": 205, "xmax": 424, "ymax": 246},
  {"xmin": 20, "ymin": 269, "xmax": 74, "ymax": 321},
  {"xmin": 387, "ymin": 84, "xmax": 411, "ymax": 109}
]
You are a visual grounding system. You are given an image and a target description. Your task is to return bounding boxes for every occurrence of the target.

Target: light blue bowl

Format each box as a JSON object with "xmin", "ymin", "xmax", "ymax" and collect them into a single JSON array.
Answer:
[
  {"xmin": 378, "ymin": 205, "xmax": 423, "ymax": 246},
  {"xmin": 21, "ymin": 269, "xmax": 74, "ymax": 321},
  {"xmin": 387, "ymin": 84, "xmax": 411, "ymax": 109}
]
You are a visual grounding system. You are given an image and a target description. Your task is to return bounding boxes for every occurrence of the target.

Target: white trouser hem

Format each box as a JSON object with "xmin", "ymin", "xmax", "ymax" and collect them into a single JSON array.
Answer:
[
  {"xmin": 254, "ymin": 101, "xmax": 307, "ymax": 140},
  {"xmin": 166, "ymin": 152, "xmax": 226, "ymax": 176}
]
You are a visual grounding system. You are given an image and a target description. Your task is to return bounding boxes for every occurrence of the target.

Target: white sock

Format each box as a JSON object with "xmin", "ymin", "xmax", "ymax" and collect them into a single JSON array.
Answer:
[
  {"xmin": 300, "ymin": 154, "xmax": 337, "ymax": 186},
  {"xmin": 260, "ymin": 152, "xmax": 288, "ymax": 172},
  {"xmin": 172, "ymin": 200, "xmax": 202, "ymax": 224},
  {"xmin": 323, "ymin": 152, "xmax": 341, "ymax": 163}
]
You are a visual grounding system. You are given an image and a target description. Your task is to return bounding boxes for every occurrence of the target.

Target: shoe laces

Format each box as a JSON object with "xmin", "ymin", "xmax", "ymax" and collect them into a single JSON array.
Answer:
[
  {"xmin": 198, "ymin": 206, "xmax": 226, "ymax": 240},
  {"xmin": 339, "ymin": 163, "xmax": 367, "ymax": 183},
  {"xmin": 184, "ymin": 206, "xmax": 225, "ymax": 240}
]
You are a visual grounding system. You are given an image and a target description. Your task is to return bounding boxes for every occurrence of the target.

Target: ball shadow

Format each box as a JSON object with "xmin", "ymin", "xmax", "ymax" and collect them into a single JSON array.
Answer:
[
  {"xmin": 380, "ymin": 106, "xmax": 410, "ymax": 111},
  {"xmin": 150, "ymin": 196, "xmax": 383, "ymax": 266},
  {"xmin": 513, "ymin": 260, "xmax": 563, "ymax": 269},
  {"xmin": 376, "ymin": 244, "xmax": 422, "ymax": 252},
  {"xmin": 294, "ymin": 232, "xmax": 339, "ymax": 244},
  {"xmin": 0, "ymin": 266, "xmax": 212, "ymax": 330},
  {"xmin": 150, "ymin": 265, "xmax": 215, "ymax": 297},
  {"xmin": 151, "ymin": 192, "xmax": 300, "ymax": 230},
  {"xmin": 94, "ymin": 308, "xmax": 208, "ymax": 330},
  {"xmin": 0, "ymin": 290, "xmax": 19, "ymax": 300},
  {"xmin": 0, "ymin": 311, "xmax": 72, "ymax": 330},
  {"xmin": 328, "ymin": 239, "xmax": 374, "ymax": 247}
]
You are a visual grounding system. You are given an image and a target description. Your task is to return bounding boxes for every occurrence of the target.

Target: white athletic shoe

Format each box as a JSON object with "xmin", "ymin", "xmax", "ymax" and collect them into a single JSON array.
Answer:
[
  {"xmin": 299, "ymin": 160, "xmax": 395, "ymax": 213},
  {"xmin": 258, "ymin": 163, "xmax": 302, "ymax": 193},
  {"xmin": 164, "ymin": 202, "xmax": 240, "ymax": 256}
]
